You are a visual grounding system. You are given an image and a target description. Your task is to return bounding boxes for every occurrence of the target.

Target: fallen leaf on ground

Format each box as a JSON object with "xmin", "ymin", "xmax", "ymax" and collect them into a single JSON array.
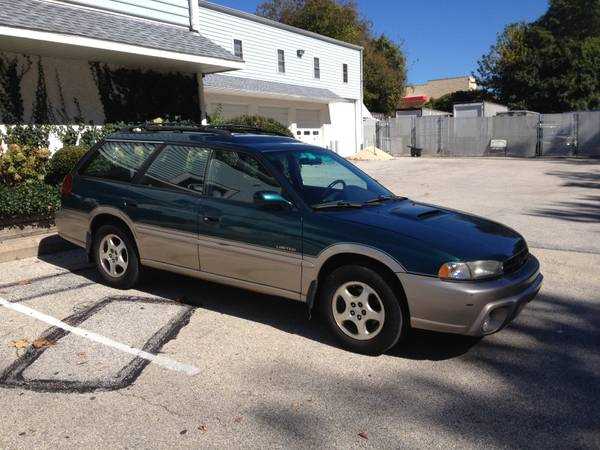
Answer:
[
  {"xmin": 198, "ymin": 425, "xmax": 208, "ymax": 433},
  {"xmin": 179, "ymin": 430, "xmax": 187, "ymax": 435},
  {"xmin": 32, "ymin": 338, "xmax": 55, "ymax": 349},
  {"xmin": 9, "ymin": 339, "xmax": 29, "ymax": 349},
  {"xmin": 358, "ymin": 431, "xmax": 368, "ymax": 440},
  {"xmin": 233, "ymin": 416, "xmax": 243, "ymax": 423}
]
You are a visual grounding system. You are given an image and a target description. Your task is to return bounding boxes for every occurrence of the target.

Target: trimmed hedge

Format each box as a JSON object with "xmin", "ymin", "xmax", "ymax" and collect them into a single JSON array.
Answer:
[
  {"xmin": 0, "ymin": 182, "xmax": 60, "ymax": 223},
  {"xmin": 45, "ymin": 145, "xmax": 88, "ymax": 185},
  {"xmin": 216, "ymin": 115, "xmax": 294, "ymax": 138}
]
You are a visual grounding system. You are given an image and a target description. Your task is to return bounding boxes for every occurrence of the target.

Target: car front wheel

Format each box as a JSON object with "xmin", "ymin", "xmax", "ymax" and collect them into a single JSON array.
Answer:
[
  {"xmin": 320, "ymin": 265, "xmax": 406, "ymax": 355},
  {"xmin": 93, "ymin": 224, "xmax": 140, "ymax": 289}
]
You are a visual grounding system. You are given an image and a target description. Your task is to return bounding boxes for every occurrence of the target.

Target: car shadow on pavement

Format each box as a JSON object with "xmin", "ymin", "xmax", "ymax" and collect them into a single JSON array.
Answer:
[
  {"xmin": 242, "ymin": 293, "xmax": 600, "ymax": 448},
  {"xmin": 37, "ymin": 250, "xmax": 481, "ymax": 361}
]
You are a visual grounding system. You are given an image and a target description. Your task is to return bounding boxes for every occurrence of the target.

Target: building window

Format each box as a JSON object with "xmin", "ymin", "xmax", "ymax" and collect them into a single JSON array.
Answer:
[
  {"xmin": 278, "ymin": 49, "xmax": 285, "ymax": 73},
  {"xmin": 314, "ymin": 57, "xmax": 320, "ymax": 79},
  {"xmin": 233, "ymin": 39, "xmax": 243, "ymax": 59},
  {"xmin": 342, "ymin": 63, "xmax": 348, "ymax": 83}
]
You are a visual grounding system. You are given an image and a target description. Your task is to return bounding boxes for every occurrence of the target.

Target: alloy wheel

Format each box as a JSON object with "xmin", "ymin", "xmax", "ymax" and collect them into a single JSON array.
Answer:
[
  {"xmin": 331, "ymin": 281, "xmax": 386, "ymax": 340},
  {"xmin": 99, "ymin": 234, "xmax": 129, "ymax": 278}
]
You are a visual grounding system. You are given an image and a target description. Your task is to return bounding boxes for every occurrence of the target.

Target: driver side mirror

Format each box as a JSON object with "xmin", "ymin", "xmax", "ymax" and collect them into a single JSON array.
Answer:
[{"xmin": 253, "ymin": 191, "xmax": 293, "ymax": 210}]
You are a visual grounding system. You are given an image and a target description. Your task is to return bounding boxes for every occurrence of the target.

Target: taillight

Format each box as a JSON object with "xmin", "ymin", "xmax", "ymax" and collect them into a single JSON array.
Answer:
[{"xmin": 61, "ymin": 174, "xmax": 73, "ymax": 196}]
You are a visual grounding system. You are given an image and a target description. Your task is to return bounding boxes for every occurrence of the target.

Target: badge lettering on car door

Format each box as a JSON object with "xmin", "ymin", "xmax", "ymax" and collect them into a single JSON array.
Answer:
[{"xmin": 276, "ymin": 245, "xmax": 297, "ymax": 253}]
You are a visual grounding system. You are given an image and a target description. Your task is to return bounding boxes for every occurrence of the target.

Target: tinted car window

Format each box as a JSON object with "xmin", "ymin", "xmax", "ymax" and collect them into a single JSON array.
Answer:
[
  {"xmin": 205, "ymin": 150, "xmax": 280, "ymax": 203},
  {"xmin": 140, "ymin": 145, "xmax": 210, "ymax": 193},
  {"xmin": 81, "ymin": 141, "xmax": 156, "ymax": 183},
  {"xmin": 265, "ymin": 149, "xmax": 391, "ymax": 206}
]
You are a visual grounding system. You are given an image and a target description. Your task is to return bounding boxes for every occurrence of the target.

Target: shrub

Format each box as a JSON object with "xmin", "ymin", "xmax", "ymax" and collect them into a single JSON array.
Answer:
[
  {"xmin": 79, "ymin": 123, "xmax": 125, "ymax": 149},
  {"xmin": 45, "ymin": 145, "xmax": 88, "ymax": 185},
  {"xmin": 220, "ymin": 115, "xmax": 294, "ymax": 137},
  {"xmin": 2, "ymin": 124, "xmax": 50, "ymax": 148},
  {"xmin": 0, "ymin": 144, "xmax": 50, "ymax": 186},
  {"xmin": 0, "ymin": 181, "xmax": 60, "ymax": 223},
  {"xmin": 57, "ymin": 125, "xmax": 80, "ymax": 147}
]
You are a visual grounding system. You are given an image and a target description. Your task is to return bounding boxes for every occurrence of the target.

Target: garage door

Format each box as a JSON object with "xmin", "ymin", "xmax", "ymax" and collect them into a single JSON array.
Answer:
[
  {"xmin": 296, "ymin": 109, "xmax": 323, "ymax": 146},
  {"xmin": 258, "ymin": 106, "xmax": 289, "ymax": 126},
  {"xmin": 296, "ymin": 109, "xmax": 321, "ymax": 128},
  {"xmin": 210, "ymin": 103, "xmax": 249, "ymax": 120}
]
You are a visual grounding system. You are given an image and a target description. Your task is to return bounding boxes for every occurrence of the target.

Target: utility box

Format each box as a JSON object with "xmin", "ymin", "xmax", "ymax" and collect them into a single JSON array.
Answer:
[{"xmin": 453, "ymin": 101, "xmax": 509, "ymax": 118}]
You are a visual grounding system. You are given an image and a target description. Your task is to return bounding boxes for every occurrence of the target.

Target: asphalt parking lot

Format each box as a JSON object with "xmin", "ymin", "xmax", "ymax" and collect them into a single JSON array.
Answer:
[{"xmin": 1, "ymin": 157, "xmax": 599, "ymax": 449}]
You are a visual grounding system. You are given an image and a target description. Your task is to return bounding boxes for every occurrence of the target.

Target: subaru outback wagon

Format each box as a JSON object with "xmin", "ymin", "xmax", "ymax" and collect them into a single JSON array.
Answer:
[{"xmin": 57, "ymin": 125, "xmax": 543, "ymax": 355}]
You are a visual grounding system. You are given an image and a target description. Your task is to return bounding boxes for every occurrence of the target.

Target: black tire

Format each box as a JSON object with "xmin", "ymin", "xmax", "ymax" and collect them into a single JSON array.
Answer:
[
  {"xmin": 93, "ymin": 224, "xmax": 140, "ymax": 289},
  {"xmin": 319, "ymin": 265, "xmax": 407, "ymax": 355}
]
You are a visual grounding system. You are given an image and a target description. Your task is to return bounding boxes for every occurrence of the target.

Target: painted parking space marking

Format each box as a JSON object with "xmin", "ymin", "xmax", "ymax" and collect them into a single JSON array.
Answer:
[{"xmin": 0, "ymin": 296, "xmax": 200, "ymax": 380}]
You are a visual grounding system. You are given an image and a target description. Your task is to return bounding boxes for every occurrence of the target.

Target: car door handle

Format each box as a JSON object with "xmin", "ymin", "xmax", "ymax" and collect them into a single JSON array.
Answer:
[{"xmin": 202, "ymin": 215, "xmax": 220, "ymax": 224}]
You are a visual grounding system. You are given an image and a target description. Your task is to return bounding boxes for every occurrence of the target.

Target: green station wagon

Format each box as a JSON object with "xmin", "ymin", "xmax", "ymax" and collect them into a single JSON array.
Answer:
[{"xmin": 56, "ymin": 125, "xmax": 543, "ymax": 355}]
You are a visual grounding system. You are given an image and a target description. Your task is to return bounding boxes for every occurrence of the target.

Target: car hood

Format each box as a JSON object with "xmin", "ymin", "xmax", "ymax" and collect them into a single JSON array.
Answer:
[{"xmin": 329, "ymin": 199, "xmax": 526, "ymax": 262}]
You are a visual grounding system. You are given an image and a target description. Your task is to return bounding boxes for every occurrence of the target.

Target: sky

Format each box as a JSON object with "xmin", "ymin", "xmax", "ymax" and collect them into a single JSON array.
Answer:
[{"xmin": 213, "ymin": 0, "xmax": 549, "ymax": 84}]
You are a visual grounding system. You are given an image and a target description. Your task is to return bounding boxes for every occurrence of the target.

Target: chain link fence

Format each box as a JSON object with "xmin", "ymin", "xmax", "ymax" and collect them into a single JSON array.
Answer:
[{"xmin": 365, "ymin": 110, "xmax": 600, "ymax": 158}]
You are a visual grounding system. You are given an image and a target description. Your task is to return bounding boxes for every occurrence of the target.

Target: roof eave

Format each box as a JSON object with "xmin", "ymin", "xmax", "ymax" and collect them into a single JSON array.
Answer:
[{"xmin": 0, "ymin": 25, "xmax": 245, "ymax": 73}]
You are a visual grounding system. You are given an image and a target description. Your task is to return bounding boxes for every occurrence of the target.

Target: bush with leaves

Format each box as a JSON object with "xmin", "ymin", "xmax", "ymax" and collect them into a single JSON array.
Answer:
[
  {"xmin": 0, "ymin": 181, "xmax": 60, "ymax": 223},
  {"xmin": 2, "ymin": 124, "xmax": 50, "ymax": 148},
  {"xmin": 218, "ymin": 115, "xmax": 294, "ymax": 137},
  {"xmin": 57, "ymin": 125, "xmax": 80, "ymax": 147},
  {"xmin": 79, "ymin": 123, "xmax": 126, "ymax": 149},
  {"xmin": 45, "ymin": 145, "xmax": 88, "ymax": 185},
  {"xmin": 0, "ymin": 144, "xmax": 50, "ymax": 186}
]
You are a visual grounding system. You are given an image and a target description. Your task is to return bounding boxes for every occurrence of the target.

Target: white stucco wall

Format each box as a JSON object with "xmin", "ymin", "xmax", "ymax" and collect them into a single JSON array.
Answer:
[{"xmin": 1, "ymin": 51, "xmax": 105, "ymax": 125}]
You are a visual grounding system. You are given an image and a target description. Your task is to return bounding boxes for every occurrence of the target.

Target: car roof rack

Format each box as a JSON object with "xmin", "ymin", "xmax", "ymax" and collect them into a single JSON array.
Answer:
[{"xmin": 120, "ymin": 122, "xmax": 291, "ymax": 137}]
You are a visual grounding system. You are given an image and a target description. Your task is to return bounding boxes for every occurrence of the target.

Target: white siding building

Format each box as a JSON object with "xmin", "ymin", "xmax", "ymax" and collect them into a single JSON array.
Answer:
[
  {"xmin": 0, "ymin": 0, "xmax": 366, "ymax": 155},
  {"xmin": 198, "ymin": 2, "xmax": 365, "ymax": 155}
]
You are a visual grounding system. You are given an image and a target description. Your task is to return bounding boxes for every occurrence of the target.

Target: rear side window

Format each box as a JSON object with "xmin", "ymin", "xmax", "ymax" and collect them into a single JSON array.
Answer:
[
  {"xmin": 139, "ymin": 145, "xmax": 210, "ymax": 193},
  {"xmin": 205, "ymin": 150, "xmax": 280, "ymax": 203},
  {"xmin": 80, "ymin": 141, "xmax": 156, "ymax": 183}
]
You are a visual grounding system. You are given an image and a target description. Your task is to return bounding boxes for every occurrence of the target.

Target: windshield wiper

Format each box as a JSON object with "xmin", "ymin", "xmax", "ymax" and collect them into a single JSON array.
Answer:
[
  {"xmin": 364, "ymin": 195, "xmax": 407, "ymax": 205},
  {"xmin": 312, "ymin": 201, "xmax": 364, "ymax": 210}
]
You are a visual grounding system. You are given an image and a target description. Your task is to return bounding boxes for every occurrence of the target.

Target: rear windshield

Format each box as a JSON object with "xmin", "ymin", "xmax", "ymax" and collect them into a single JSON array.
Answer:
[{"xmin": 80, "ymin": 141, "xmax": 157, "ymax": 183}]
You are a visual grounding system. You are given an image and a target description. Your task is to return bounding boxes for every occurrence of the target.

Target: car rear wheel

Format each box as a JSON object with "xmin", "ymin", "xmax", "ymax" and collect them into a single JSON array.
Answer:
[
  {"xmin": 93, "ymin": 224, "xmax": 140, "ymax": 289},
  {"xmin": 320, "ymin": 265, "xmax": 406, "ymax": 355}
]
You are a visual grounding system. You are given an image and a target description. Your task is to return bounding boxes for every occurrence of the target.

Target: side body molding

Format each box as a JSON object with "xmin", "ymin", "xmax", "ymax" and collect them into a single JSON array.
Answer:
[{"xmin": 300, "ymin": 243, "xmax": 406, "ymax": 301}]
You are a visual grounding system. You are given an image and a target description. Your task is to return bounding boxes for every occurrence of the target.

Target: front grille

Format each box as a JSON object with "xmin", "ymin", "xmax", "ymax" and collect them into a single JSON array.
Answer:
[{"xmin": 503, "ymin": 246, "xmax": 529, "ymax": 274}]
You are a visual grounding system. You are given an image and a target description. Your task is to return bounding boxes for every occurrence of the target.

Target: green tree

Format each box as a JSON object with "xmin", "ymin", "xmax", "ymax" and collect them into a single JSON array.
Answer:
[
  {"xmin": 257, "ymin": 0, "xmax": 406, "ymax": 115},
  {"xmin": 476, "ymin": 0, "xmax": 600, "ymax": 112},
  {"xmin": 364, "ymin": 36, "xmax": 406, "ymax": 115},
  {"xmin": 257, "ymin": 0, "xmax": 368, "ymax": 45}
]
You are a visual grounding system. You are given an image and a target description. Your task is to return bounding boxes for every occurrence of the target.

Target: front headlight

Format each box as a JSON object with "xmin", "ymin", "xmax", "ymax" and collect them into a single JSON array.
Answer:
[{"xmin": 438, "ymin": 260, "xmax": 503, "ymax": 280}]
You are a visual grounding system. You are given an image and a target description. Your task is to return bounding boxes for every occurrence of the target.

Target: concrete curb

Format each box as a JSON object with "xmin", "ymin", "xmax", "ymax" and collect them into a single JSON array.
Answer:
[{"xmin": 0, "ymin": 233, "xmax": 76, "ymax": 263}]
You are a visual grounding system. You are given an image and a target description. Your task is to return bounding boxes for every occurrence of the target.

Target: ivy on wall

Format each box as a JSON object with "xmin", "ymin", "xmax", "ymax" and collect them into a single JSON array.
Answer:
[
  {"xmin": 0, "ymin": 53, "xmax": 30, "ymax": 124},
  {"xmin": 32, "ymin": 57, "xmax": 52, "ymax": 124},
  {"xmin": 90, "ymin": 63, "xmax": 201, "ymax": 123}
]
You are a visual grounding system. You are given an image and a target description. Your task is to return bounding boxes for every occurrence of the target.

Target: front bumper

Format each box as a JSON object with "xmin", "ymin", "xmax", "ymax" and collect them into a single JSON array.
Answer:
[{"xmin": 397, "ymin": 255, "xmax": 543, "ymax": 336}]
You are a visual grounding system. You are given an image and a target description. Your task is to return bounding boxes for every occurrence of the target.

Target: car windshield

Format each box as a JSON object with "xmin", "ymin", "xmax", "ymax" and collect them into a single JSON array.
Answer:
[{"xmin": 264, "ymin": 149, "xmax": 394, "ymax": 208}]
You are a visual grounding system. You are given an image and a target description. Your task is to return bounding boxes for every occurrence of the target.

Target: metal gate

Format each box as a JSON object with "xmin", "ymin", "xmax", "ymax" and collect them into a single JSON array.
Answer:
[
  {"xmin": 577, "ymin": 111, "xmax": 600, "ymax": 157},
  {"xmin": 540, "ymin": 113, "xmax": 577, "ymax": 156}
]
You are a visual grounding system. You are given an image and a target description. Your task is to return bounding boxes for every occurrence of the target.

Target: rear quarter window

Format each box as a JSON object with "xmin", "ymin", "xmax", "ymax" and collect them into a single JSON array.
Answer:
[{"xmin": 80, "ymin": 141, "xmax": 157, "ymax": 183}]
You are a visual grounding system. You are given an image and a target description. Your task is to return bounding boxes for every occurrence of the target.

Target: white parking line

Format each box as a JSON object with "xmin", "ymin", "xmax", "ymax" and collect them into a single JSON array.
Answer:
[{"xmin": 0, "ymin": 297, "xmax": 200, "ymax": 376}]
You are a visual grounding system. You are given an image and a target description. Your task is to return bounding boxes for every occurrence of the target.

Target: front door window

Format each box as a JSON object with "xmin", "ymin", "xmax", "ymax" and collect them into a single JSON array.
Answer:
[{"xmin": 205, "ymin": 150, "xmax": 281, "ymax": 203}]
